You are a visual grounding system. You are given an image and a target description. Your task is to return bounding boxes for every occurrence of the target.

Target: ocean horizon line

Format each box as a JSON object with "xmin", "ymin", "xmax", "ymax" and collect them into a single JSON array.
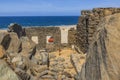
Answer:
[
  {"xmin": 0, "ymin": 16, "xmax": 78, "ymax": 29},
  {"xmin": 0, "ymin": 16, "xmax": 79, "ymax": 17}
]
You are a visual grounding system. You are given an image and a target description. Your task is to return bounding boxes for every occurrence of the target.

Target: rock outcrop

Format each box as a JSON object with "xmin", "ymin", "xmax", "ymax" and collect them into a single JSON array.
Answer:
[
  {"xmin": 0, "ymin": 60, "xmax": 20, "ymax": 80},
  {"xmin": 0, "ymin": 32, "xmax": 11, "ymax": 50},
  {"xmin": 78, "ymin": 13, "xmax": 120, "ymax": 80},
  {"xmin": 8, "ymin": 23, "xmax": 23, "ymax": 38},
  {"xmin": 20, "ymin": 37, "xmax": 36, "ymax": 59},
  {"xmin": 7, "ymin": 32, "xmax": 22, "ymax": 53}
]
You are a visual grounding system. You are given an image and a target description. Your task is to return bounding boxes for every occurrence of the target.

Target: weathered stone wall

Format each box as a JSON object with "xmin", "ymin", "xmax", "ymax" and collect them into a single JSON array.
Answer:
[
  {"xmin": 76, "ymin": 8, "xmax": 120, "ymax": 53},
  {"xmin": 25, "ymin": 27, "xmax": 60, "ymax": 50},
  {"xmin": 25, "ymin": 27, "xmax": 76, "ymax": 51},
  {"xmin": 77, "ymin": 13, "xmax": 120, "ymax": 80},
  {"xmin": 68, "ymin": 27, "xmax": 76, "ymax": 45}
]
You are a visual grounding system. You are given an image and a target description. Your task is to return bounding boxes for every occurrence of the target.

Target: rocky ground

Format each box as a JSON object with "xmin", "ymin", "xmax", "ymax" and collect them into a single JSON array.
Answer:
[
  {"xmin": 0, "ymin": 23, "xmax": 86, "ymax": 80},
  {"xmin": 49, "ymin": 48, "xmax": 86, "ymax": 80}
]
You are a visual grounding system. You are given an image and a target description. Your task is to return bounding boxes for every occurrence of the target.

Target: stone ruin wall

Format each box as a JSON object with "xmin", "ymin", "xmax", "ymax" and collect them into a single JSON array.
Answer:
[
  {"xmin": 25, "ymin": 27, "xmax": 76, "ymax": 51},
  {"xmin": 25, "ymin": 27, "xmax": 60, "ymax": 51},
  {"xmin": 68, "ymin": 27, "xmax": 76, "ymax": 45},
  {"xmin": 76, "ymin": 8, "xmax": 120, "ymax": 53}
]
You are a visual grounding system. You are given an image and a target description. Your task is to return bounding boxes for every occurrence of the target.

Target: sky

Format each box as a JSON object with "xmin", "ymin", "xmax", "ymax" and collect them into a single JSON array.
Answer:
[{"xmin": 0, "ymin": 0, "xmax": 120, "ymax": 16}]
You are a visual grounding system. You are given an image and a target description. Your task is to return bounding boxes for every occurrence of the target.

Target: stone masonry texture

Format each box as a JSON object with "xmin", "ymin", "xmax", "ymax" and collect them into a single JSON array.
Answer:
[
  {"xmin": 76, "ymin": 8, "xmax": 120, "ymax": 53},
  {"xmin": 25, "ymin": 27, "xmax": 76, "ymax": 51}
]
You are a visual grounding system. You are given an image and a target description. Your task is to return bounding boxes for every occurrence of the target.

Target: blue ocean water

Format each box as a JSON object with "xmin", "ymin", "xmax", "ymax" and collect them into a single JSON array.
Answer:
[{"xmin": 0, "ymin": 16, "xmax": 79, "ymax": 29}]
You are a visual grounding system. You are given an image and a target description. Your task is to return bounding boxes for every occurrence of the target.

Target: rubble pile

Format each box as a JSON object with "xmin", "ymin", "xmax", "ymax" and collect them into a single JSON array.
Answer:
[{"xmin": 0, "ymin": 23, "xmax": 85, "ymax": 80}]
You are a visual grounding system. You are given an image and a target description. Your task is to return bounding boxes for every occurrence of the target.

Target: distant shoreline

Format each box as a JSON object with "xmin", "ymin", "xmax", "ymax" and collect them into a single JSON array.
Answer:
[{"xmin": 24, "ymin": 24, "xmax": 76, "ymax": 28}]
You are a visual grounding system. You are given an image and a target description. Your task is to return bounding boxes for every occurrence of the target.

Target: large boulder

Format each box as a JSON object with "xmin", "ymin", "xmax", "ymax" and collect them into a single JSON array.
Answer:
[
  {"xmin": 78, "ymin": 13, "xmax": 120, "ymax": 80},
  {"xmin": 0, "ymin": 32, "xmax": 11, "ymax": 50},
  {"xmin": 20, "ymin": 37, "xmax": 36, "ymax": 59},
  {"xmin": 11, "ymin": 54, "xmax": 30, "ymax": 70},
  {"xmin": 0, "ymin": 60, "xmax": 20, "ymax": 80},
  {"xmin": 8, "ymin": 23, "xmax": 22, "ymax": 38},
  {"xmin": 6, "ymin": 32, "xmax": 22, "ymax": 53}
]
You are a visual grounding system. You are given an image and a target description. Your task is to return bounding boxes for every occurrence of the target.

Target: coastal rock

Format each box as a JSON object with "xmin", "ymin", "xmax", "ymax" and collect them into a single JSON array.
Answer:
[
  {"xmin": 0, "ymin": 60, "xmax": 20, "ymax": 80},
  {"xmin": 20, "ymin": 37, "xmax": 36, "ymax": 59},
  {"xmin": 0, "ymin": 32, "xmax": 11, "ymax": 50},
  {"xmin": 0, "ymin": 45, "xmax": 6, "ymax": 59},
  {"xmin": 7, "ymin": 32, "xmax": 22, "ymax": 53},
  {"xmin": 79, "ymin": 13, "xmax": 120, "ymax": 80},
  {"xmin": 8, "ymin": 23, "xmax": 22, "ymax": 38}
]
